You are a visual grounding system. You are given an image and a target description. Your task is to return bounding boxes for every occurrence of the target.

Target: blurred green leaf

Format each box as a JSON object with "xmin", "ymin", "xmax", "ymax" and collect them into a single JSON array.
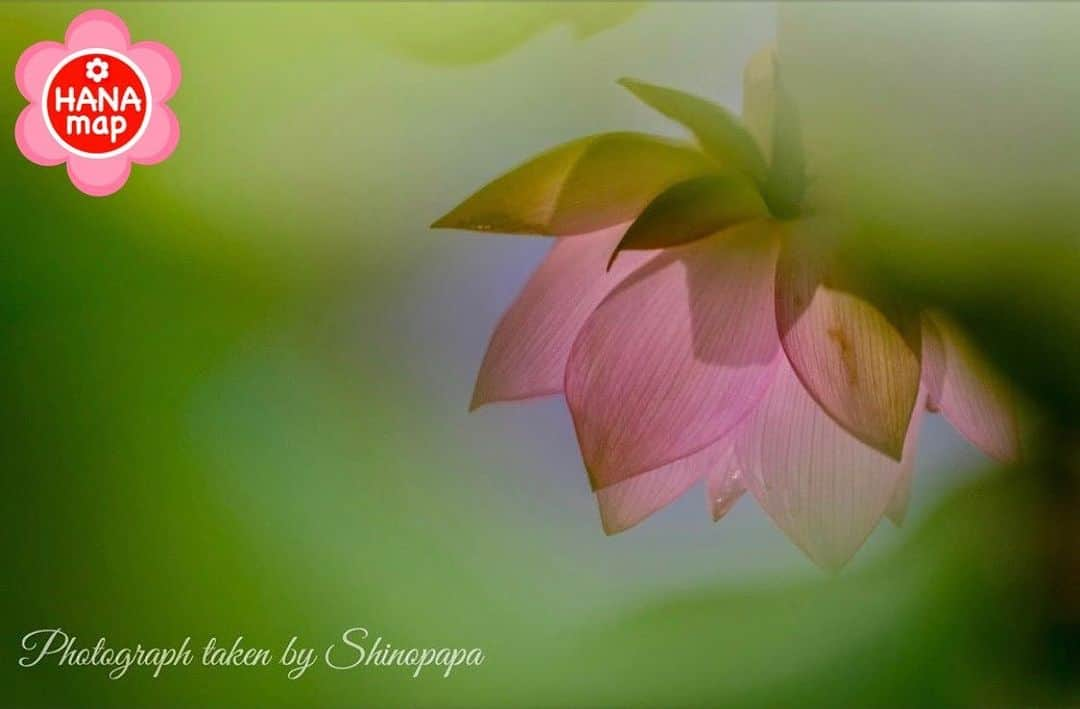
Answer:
[{"xmin": 359, "ymin": 1, "xmax": 644, "ymax": 66}]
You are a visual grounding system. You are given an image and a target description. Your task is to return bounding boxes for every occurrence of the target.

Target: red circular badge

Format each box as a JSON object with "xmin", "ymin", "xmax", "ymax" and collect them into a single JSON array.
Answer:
[{"xmin": 42, "ymin": 49, "xmax": 151, "ymax": 158}]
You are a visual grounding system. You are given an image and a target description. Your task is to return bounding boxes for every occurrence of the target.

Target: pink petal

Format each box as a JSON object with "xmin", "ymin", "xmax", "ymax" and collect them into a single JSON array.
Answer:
[
  {"xmin": 921, "ymin": 314, "xmax": 947, "ymax": 414},
  {"xmin": 127, "ymin": 42, "xmax": 182, "ymax": 103},
  {"xmin": 596, "ymin": 438, "xmax": 732, "ymax": 534},
  {"xmin": 471, "ymin": 223, "xmax": 652, "ymax": 409},
  {"xmin": 67, "ymin": 156, "xmax": 132, "ymax": 197},
  {"xmin": 704, "ymin": 445, "xmax": 745, "ymax": 522},
  {"xmin": 15, "ymin": 41, "xmax": 66, "ymax": 103},
  {"xmin": 886, "ymin": 387, "xmax": 927, "ymax": 526},
  {"xmin": 129, "ymin": 106, "xmax": 179, "ymax": 165},
  {"xmin": 15, "ymin": 106, "xmax": 67, "ymax": 166},
  {"xmin": 65, "ymin": 10, "xmax": 131, "ymax": 52},
  {"xmin": 922, "ymin": 312, "xmax": 1019, "ymax": 462},
  {"xmin": 566, "ymin": 220, "xmax": 780, "ymax": 489},
  {"xmin": 775, "ymin": 221, "xmax": 921, "ymax": 460},
  {"xmin": 736, "ymin": 356, "xmax": 923, "ymax": 571}
]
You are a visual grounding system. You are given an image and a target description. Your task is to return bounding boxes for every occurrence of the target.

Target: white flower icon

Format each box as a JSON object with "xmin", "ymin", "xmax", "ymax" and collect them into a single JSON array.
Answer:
[{"xmin": 85, "ymin": 57, "xmax": 109, "ymax": 83}]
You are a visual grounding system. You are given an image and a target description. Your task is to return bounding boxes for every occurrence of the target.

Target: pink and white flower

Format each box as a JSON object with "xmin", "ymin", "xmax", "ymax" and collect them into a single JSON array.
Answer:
[
  {"xmin": 15, "ymin": 9, "xmax": 181, "ymax": 196},
  {"xmin": 434, "ymin": 48, "xmax": 1019, "ymax": 569}
]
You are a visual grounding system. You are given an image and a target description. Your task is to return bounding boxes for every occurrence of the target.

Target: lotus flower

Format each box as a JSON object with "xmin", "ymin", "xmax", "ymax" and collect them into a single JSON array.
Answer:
[{"xmin": 433, "ymin": 48, "xmax": 1019, "ymax": 570}]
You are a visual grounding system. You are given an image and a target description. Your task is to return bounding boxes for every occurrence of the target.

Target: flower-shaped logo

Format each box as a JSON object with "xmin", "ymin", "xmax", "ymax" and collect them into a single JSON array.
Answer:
[
  {"xmin": 14, "ymin": 10, "xmax": 181, "ymax": 196},
  {"xmin": 84, "ymin": 57, "xmax": 109, "ymax": 83}
]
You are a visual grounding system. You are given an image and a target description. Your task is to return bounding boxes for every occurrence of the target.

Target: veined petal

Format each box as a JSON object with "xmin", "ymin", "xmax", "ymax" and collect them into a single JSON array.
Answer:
[
  {"xmin": 471, "ymin": 223, "xmax": 653, "ymax": 409},
  {"xmin": 736, "ymin": 356, "xmax": 922, "ymax": 571},
  {"xmin": 597, "ymin": 438, "xmax": 733, "ymax": 534},
  {"xmin": 432, "ymin": 132, "xmax": 717, "ymax": 236},
  {"xmin": 775, "ymin": 220, "xmax": 921, "ymax": 460},
  {"xmin": 566, "ymin": 221, "xmax": 781, "ymax": 489},
  {"xmin": 704, "ymin": 444, "xmax": 746, "ymax": 522},
  {"xmin": 922, "ymin": 312, "xmax": 1019, "ymax": 462},
  {"xmin": 886, "ymin": 387, "xmax": 928, "ymax": 526},
  {"xmin": 608, "ymin": 173, "xmax": 768, "ymax": 265},
  {"xmin": 618, "ymin": 78, "xmax": 767, "ymax": 184}
]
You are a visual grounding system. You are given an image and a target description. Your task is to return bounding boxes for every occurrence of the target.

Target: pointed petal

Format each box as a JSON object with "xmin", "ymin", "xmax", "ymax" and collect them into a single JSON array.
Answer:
[
  {"xmin": 704, "ymin": 444, "xmax": 746, "ymax": 522},
  {"xmin": 886, "ymin": 388, "xmax": 928, "ymax": 526},
  {"xmin": 15, "ymin": 106, "xmax": 67, "ymax": 166},
  {"xmin": 127, "ymin": 42, "xmax": 182, "ymax": 103},
  {"xmin": 921, "ymin": 314, "xmax": 947, "ymax": 413},
  {"xmin": 742, "ymin": 46, "xmax": 776, "ymax": 162},
  {"xmin": 923, "ymin": 312, "xmax": 1020, "ymax": 462},
  {"xmin": 597, "ymin": 438, "xmax": 732, "ymax": 534},
  {"xmin": 741, "ymin": 46, "xmax": 806, "ymax": 218},
  {"xmin": 67, "ymin": 156, "xmax": 131, "ymax": 197},
  {"xmin": 15, "ymin": 41, "xmax": 66, "ymax": 103},
  {"xmin": 762, "ymin": 61, "xmax": 806, "ymax": 219},
  {"xmin": 775, "ymin": 221, "xmax": 921, "ymax": 460},
  {"xmin": 618, "ymin": 78, "xmax": 767, "ymax": 184},
  {"xmin": 129, "ymin": 105, "xmax": 179, "ymax": 165},
  {"xmin": 432, "ymin": 132, "xmax": 717, "ymax": 236},
  {"xmin": 65, "ymin": 10, "xmax": 130, "ymax": 52},
  {"xmin": 471, "ymin": 223, "xmax": 653, "ymax": 409},
  {"xmin": 609, "ymin": 173, "xmax": 767, "ymax": 265},
  {"xmin": 567, "ymin": 221, "xmax": 781, "ymax": 489},
  {"xmin": 736, "ymin": 357, "xmax": 923, "ymax": 571}
]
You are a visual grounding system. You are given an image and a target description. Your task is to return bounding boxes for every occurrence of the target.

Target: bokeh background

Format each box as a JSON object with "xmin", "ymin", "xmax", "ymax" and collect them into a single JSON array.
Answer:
[{"xmin": 3, "ymin": 2, "xmax": 1077, "ymax": 706}]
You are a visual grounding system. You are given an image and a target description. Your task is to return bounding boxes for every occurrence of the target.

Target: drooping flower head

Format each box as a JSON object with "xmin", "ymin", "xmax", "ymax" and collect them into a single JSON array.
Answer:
[
  {"xmin": 433, "ymin": 48, "xmax": 1018, "ymax": 570},
  {"xmin": 15, "ymin": 10, "xmax": 181, "ymax": 196}
]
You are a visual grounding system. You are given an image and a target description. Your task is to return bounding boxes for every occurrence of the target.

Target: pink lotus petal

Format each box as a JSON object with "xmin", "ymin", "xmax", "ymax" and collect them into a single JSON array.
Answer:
[
  {"xmin": 596, "ymin": 438, "xmax": 733, "ymax": 534},
  {"xmin": 566, "ymin": 220, "xmax": 780, "ymax": 489},
  {"xmin": 15, "ymin": 106, "xmax": 67, "ymax": 166},
  {"xmin": 886, "ymin": 387, "xmax": 927, "ymax": 526},
  {"xmin": 127, "ymin": 42, "xmax": 182, "ymax": 103},
  {"xmin": 921, "ymin": 315, "xmax": 947, "ymax": 414},
  {"xmin": 65, "ymin": 10, "xmax": 131, "ymax": 52},
  {"xmin": 704, "ymin": 445, "xmax": 745, "ymax": 522},
  {"xmin": 67, "ymin": 156, "xmax": 132, "ymax": 197},
  {"xmin": 129, "ymin": 105, "xmax": 179, "ymax": 165},
  {"xmin": 736, "ymin": 356, "xmax": 923, "ymax": 571},
  {"xmin": 922, "ymin": 312, "xmax": 1019, "ymax": 462},
  {"xmin": 775, "ymin": 221, "xmax": 921, "ymax": 460},
  {"xmin": 15, "ymin": 41, "xmax": 66, "ymax": 103},
  {"xmin": 471, "ymin": 223, "xmax": 652, "ymax": 409}
]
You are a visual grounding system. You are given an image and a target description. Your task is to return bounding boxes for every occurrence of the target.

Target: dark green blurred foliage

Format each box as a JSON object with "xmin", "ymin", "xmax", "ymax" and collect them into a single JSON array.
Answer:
[{"xmin": 778, "ymin": 5, "xmax": 1080, "ymax": 702}]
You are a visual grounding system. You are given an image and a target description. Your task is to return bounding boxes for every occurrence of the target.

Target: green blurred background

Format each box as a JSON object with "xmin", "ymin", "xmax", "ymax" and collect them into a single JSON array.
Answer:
[{"xmin": 3, "ymin": 3, "xmax": 1077, "ymax": 706}]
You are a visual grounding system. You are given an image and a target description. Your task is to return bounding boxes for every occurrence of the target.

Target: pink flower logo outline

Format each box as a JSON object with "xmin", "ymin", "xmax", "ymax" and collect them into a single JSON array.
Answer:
[{"xmin": 15, "ymin": 9, "xmax": 181, "ymax": 197}]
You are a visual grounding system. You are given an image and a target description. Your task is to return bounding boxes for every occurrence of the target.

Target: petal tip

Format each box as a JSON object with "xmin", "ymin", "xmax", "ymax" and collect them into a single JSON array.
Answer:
[{"xmin": 65, "ymin": 9, "xmax": 131, "ymax": 50}]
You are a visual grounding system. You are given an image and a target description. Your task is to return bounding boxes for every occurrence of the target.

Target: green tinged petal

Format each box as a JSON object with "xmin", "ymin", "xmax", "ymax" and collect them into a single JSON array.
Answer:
[
  {"xmin": 618, "ymin": 78, "xmax": 768, "ymax": 185},
  {"xmin": 763, "ymin": 62, "xmax": 807, "ymax": 219},
  {"xmin": 432, "ymin": 132, "xmax": 717, "ymax": 236},
  {"xmin": 741, "ymin": 47, "xmax": 807, "ymax": 219},
  {"xmin": 742, "ymin": 46, "xmax": 777, "ymax": 161},
  {"xmin": 608, "ymin": 174, "xmax": 768, "ymax": 267}
]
